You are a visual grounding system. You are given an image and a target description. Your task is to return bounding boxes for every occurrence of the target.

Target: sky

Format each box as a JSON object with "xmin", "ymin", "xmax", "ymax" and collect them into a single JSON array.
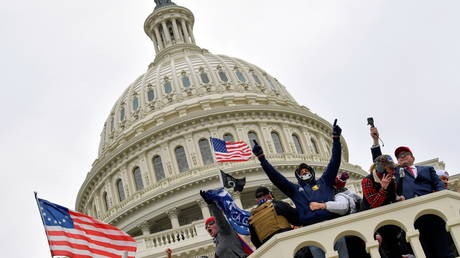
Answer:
[{"xmin": 1, "ymin": 0, "xmax": 459, "ymax": 256}]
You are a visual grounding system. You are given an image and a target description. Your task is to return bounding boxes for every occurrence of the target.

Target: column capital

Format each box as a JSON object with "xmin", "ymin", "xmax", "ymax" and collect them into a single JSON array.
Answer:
[
  {"xmin": 167, "ymin": 208, "xmax": 178, "ymax": 218},
  {"xmin": 196, "ymin": 199, "xmax": 208, "ymax": 208}
]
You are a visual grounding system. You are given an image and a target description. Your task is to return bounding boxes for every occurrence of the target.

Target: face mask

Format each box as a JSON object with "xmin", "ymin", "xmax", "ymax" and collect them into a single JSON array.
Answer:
[{"xmin": 299, "ymin": 173, "xmax": 312, "ymax": 181}]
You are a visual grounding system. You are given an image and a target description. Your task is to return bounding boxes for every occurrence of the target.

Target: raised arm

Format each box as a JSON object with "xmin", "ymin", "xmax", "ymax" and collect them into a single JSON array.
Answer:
[
  {"xmin": 370, "ymin": 127, "xmax": 382, "ymax": 160},
  {"xmin": 200, "ymin": 190, "xmax": 233, "ymax": 235},
  {"xmin": 253, "ymin": 143, "xmax": 297, "ymax": 197},
  {"xmin": 320, "ymin": 120, "xmax": 342, "ymax": 185}
]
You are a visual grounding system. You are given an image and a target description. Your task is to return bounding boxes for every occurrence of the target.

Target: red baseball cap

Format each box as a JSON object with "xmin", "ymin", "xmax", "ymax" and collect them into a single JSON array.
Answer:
[
  {"xmin": 205, "ymin": 217, "xmax": 216, "ymax": 225},
  {"xmin": 394, "ymin": 146, "xmax": 412, "ymax": 158}
]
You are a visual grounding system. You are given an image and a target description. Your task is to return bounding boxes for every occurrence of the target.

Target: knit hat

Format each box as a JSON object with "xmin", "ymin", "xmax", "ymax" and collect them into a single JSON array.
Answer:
[
  {"xmin": 436, "ymin": 170, "xmax": 449, "ymax": 178},
  {"xmin": 335, "ymin": 172, "xmax": 349, "ymax": 188},
  {"xmin": 205, "ymin": 217, "xmax": 216, "ymax": 226}
]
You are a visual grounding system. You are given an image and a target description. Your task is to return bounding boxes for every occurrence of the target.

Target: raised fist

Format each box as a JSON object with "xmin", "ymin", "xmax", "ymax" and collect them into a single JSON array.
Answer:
[
  {"xmin": 332, "ymin": 119, "xmax": 342, "ymax": 137},
  {"xmin": 252, "ymin": 141, "xmax": 264, "ymax": 157}
]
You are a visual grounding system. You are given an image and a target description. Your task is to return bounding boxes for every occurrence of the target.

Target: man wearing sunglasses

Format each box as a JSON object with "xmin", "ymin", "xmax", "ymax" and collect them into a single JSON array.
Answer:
[
  {"xmin": 248, "ymin": 186, "xmax": 300, "ymax": 248},
  {"xmin": 370, "ymin": 126, "xmax": 452, "ymax": 258}
]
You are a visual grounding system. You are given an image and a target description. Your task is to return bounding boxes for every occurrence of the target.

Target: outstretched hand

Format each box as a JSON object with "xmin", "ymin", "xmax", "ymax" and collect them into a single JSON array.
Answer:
[
  {"xmin": 332, "ymin": 119, "xmax": 342, "ymax": 137},
  {"xmin": 200, "ymin": 190, "xmax": 213, "ymax": 204},
  {"xmin": 252, "ymin": 140, "xmax": 264, "ymax": 157}
]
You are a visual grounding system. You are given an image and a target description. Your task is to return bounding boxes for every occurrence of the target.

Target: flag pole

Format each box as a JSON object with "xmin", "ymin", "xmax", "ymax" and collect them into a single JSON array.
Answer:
[{"xmin": 34, "ymin": 192, "xmax": 54, "ymax": 258}]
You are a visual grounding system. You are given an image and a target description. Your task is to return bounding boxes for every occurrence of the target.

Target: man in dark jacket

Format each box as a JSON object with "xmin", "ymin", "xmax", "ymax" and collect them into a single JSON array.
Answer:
[
  {"xmin": 249, "ymin": 186, "xmax": 300, "ymax": 248},
  {"xmin": 252, "ymin": 119, "xmax": 342, "ymax": 226},
  {"xmin": 370, "ymin": 126, "xmax": 452, "ymax": 258},
  {"xmin": 200, "ymin": 191, "xmax": 250, "ymax": 258}
]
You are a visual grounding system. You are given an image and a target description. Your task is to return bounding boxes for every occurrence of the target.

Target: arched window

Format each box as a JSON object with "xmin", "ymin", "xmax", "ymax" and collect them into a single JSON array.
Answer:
[
  {"xmin": 311, "ymin": 137, "xmax": 320, "ymax": 154},
  {"xmin": 102, "ymin": 192, "xmax": 109, "ymax": 211},
  {"xmin": 175, "ymin": 146, "xmax": 189, "ymax": 172},
  {"xmin": 133, "ymin": 167, "xmax": 144, "ymax": 190},
  {"xmin": 248, "ymin": 131, "xmax": 260, "ymax": 148},
  {"xmin": 218, "ymin": 70, "xmax": 228, "ymax": 82},
  {"xmin": 147, "ymin": 88, "xmax": 155, "ymax": 102},
  {"xmin": 163, "ymin": 79, "xmax": 172, "ymax": 94},
  {"xmin": 223, "ymin": 133, "xmax": 234, "ymax": 142},
  {"xmin": 132, "ymin": 96, "xmax": 139, "ymax": 111},
  {"xmin": 199, "ymin": 69, "xmax": 210, "ymax": 84},
  {"xmin": 271, "ymin": 131, "xmax": 284, "ymax": 153},
  {"xmin": 120, "ymin": 106, "xmax": 125, "ymax": 121},
  {"xmin": 181, "ymin": 73, "xmax": 191, "ymax": 88},
  {"xmin": 292, "ymin": 134, "xmax": 304, "ymax": 154},
  {"xmin": 116, "ymin": 179, "xmax": 126, "ymax": 201},
  {"xmin": 152, "ymin": 155, "xmax": 165, "ymax": 181},
  {"xmin": 199, "ymin": 138, "xmax": 214, "ymax": 165},
  {"xmin": 235, "ymin": 70, "xmax": 246, "ymax": 82},
  {"xmin": 252, "ymin": 71, "xmax": 261, "ymax": 84}
]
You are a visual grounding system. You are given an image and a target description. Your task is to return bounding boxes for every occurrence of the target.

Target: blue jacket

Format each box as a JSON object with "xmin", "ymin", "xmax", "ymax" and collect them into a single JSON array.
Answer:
[
  {"xmin": 371, "ymin": 146, "xmax": 445, "ymax": 199},
  {"xmin": 258, "ymin": 137, "xmax": 341, "ymax": 226}
]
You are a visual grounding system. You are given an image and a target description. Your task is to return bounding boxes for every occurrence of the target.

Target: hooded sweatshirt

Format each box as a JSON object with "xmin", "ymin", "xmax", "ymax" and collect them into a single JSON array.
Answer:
[{"xmin": 257, "ymin": 137, "xmax": 342, "ymax": 226}]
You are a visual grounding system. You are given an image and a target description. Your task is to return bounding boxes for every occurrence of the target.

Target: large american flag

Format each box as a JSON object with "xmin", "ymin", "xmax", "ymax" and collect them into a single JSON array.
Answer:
[
  {"xmin": 37, "ymin": 197, "xmax": 137, "ymax": 258},
  {"xmin": 210, "ymin": 137, "xmax": 252, "ymax": 162}
]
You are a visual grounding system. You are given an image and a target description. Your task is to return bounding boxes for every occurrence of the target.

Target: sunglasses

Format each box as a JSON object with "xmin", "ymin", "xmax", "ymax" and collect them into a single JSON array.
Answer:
[
  {"xmin": 205, "ymin": 221, "xmax": 215, "ymax": 228},
  {"xmin": 397, "ymin": 152, "xmax": 412, "ymax": 159}
]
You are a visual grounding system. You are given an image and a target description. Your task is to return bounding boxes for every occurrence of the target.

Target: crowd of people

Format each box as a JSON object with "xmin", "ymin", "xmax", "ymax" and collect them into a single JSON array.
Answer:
[{"xmin": 167, "ymin": 121, "xmax": 456, "ymax": 258}]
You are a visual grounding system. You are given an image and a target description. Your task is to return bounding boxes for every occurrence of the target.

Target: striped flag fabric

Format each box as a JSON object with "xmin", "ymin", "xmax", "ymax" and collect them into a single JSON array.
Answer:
[
  {"xmin": 210, "ymin": 137, "xmax": 252, "ymax": 162},
  {"xmin": 36, "ymin": 197, "xmax": 136, "ymax": 258}
]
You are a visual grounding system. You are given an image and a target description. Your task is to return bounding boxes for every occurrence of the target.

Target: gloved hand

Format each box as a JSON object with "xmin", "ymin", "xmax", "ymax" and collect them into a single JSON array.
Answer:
[
  {"xmin": 200, "ymin": 190, "xmax": 213, "ymax": 204},
  {"xmin": 252, "ymin": 140, "xmax": 264, "ymax": 157},
  {"xmin": 332, "ymin": 119, "xmax": 342, "ymax": 137}
]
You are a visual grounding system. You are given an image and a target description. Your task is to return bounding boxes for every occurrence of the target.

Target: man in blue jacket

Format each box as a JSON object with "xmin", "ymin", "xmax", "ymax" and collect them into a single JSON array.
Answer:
[
  {"xmin": 370, "ymin": 126, "xmax": 453, "ymax": 258},
  {"xmin": 252, "ymin": 119, "xmax": 342, "ymax": 226}
]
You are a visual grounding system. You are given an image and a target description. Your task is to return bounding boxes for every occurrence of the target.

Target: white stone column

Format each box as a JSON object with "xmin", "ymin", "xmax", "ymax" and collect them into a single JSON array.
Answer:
[
  {"xmin": 187, "ymin": 23, "xmax": 195, "ymax": 43},
  {"xmin": 406, "ymin": 230, "xmax": 425, "ymax": 258},
  {"xmin": 366, "ymin": 242, "xmax": 380, "ymax": 258},
  {"xmin": 154, "ymin": 26, "xmax": 164, "ymax": 50},
  {"xmin": 197, "ymin": 199, "xmax": 210, "ymax": 219},
  {"xmin": 167, "ymin": 208, "xmax": 180, "ymax": 228},
  {"xmin": 181, "ymin": 19, "xmax": 191, "ymax": 43},
  {"xmin": 171, "ymin": 18, "xmax": 181, "ymax": 42},
  {"xmin": 161, "ymin": 21, "xmax": 172, "ymax": 46}
]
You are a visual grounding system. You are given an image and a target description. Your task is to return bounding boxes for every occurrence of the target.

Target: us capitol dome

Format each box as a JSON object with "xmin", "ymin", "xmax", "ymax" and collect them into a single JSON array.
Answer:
[{"xmin": 76, "ymin": 1, "xmax": 371, "ymax": 257}]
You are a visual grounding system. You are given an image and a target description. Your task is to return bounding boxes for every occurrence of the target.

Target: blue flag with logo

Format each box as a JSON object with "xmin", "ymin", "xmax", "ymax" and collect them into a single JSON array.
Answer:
[{"xmin": 204, "ymin": 188, "xmax": 251, "ymax": 235}]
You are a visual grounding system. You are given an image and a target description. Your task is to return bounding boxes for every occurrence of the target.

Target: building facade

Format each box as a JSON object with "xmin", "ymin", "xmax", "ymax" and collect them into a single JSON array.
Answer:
[{"xmin": 75, "ymin": 1, "xmax": 460, "ymax": 258}]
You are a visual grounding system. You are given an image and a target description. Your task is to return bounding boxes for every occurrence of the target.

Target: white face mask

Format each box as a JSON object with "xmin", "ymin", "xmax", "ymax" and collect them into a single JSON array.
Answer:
[{"xmin": 299, "ymin": 173, "xmax": 313, "ymax": 181}]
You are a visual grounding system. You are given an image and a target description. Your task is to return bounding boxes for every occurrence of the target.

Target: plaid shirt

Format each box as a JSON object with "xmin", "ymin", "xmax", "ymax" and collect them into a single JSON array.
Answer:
[{"xmin": 361, "ymin": 177, "xmax": 388, "ymax": 208}]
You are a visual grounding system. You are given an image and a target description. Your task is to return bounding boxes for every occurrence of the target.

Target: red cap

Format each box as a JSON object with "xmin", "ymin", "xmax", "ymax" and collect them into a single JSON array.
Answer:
[
  {"xmin": 335, "ymin": 172, "xmax": 349, "ymax": 189},
  {"xmin": 205, "ymin": 217, "xmax": 216, "ymax": 225},
  {"xmin": 394, "ymin": 146, "xmax": 412, "ymax": 158}
]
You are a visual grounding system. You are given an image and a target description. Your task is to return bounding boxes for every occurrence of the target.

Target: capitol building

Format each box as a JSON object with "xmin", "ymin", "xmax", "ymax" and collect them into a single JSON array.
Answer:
[{"xmin": 76, "ymin": 1, "xmax": 460, "ymax": 257}]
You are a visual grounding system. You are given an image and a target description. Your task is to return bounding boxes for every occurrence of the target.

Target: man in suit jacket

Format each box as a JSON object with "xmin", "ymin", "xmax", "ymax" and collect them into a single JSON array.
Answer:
[{"xmin": 370, "ymin": 127, "xmax": 453, "ymax": 258}]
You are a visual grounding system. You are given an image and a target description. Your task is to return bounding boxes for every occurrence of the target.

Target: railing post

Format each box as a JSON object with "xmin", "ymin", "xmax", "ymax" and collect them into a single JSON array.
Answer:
[
  {"xmin": 406, "ymin": 230, "xmax": 426, "ymax": 258},
  {"xmin": 366, "ymin": 242, "xmax": 380, "ymax": 258},
  {"xmin": 447, "ymin": 218, "xmax": 460, "ymax": 256}
]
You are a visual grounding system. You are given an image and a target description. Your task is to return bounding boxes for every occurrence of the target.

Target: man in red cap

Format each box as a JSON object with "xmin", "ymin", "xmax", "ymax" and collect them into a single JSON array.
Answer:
[
  {"xmin": 200, "ymin": 191, "xmax": 252, "ymax": 258},
  {"xmin": 370, "ymin": 126, "xmax": 453, "ymax": 258}
]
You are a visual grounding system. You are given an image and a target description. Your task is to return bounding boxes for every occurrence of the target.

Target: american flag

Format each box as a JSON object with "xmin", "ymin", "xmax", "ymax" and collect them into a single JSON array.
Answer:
[
  {"xmin": 37, "ymin": 197, "xmax": 136, "ymax": 258},
  {"xmin": 210, "ymin": 137, "xmax": 252, "ymax": 162}
]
